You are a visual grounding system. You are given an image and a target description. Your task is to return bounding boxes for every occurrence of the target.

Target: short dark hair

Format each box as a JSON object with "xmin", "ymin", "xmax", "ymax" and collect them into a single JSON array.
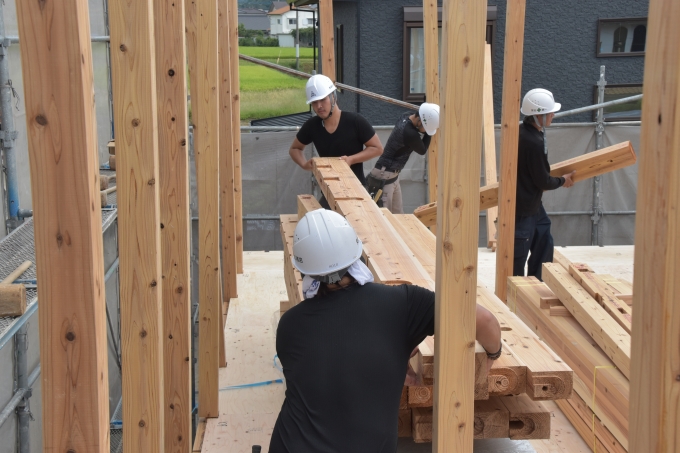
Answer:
[{"xmin": 523, "ymin": 115, "xmax": 536, "ymax": 125}]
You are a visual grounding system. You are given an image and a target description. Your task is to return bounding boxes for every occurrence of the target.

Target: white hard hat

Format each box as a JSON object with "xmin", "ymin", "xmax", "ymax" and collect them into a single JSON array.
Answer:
[
  {"xmin": 292, "ymin": 209, "xmax": 363, "ymax": 282},
  {"xmin": 419, "ymin": 102, "xmax": 440, "ymax": 136},
  {"xmin": 520, "ymin": 88, "xmax": 561, "ymax": 116},
  {"xmin": 305, "ymin": 74, "xmax": 336, "ymax": 104}
]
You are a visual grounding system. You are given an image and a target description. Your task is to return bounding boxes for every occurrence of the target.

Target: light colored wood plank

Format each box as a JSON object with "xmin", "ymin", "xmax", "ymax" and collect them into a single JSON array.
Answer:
[
  {"xmin": 383, "ymin": 210, "xmax": 436, "ymax": 276},
  {"xmin": 474, "ymin": 397, "xmax": 510, "ymax": 439},
  {"xmin": 411, "ymin": 406, "xmax": 433, "ymax": 443},
  {"xmin": 109, "ymin": 0, "xmax": 165, "ymax": 448},
  {"xmin": 0, "ymin": 285, "xmax": 26, "ymax": 317},
  {"xmin": 483, "ymin": 44, "xmax": 499, "ymax": 249},
  {"xmin": 555, "ymin": 398, "xmax": 623, "ymax": 453},
  {"xmin": 543, "ymin": 263, "xmax": 631, "ymax": 379},
  {"xmin": 297, "ymin": 194, "xmax": 322, "ymax": 218},
  {"xmin": 553, "ymin": 248, "xmax": 571, "ymax": 271},
  {"xmin": 109, "ymin": 154, "xmax": 116, "ymax": 170},
  {"xmin": 528, "ymin": 400, "xmax": 594, "ymax": 453},
  {"xmin": 549, "ymin": 305, "xmax": 571, "ymax": 317},
  {"xmin": 488, "ymin": 345, "xmax": 527, "ymax": 397},
  {"xmin": 500, "ymin": 394, "xmax": 551, "ymax": 440},
  {"xmin": 630, "ymin": 1, "xmax": 680, "ymax": 450},
  {"xmin": 190, "ymin": 0, "xmax": 222, "ymax": 418},
  {"xmin": 408, "ymin": 385, "xmax": 433, "ymax": 408},
  {"xmin": 227, "ymin": 0, "xmax": 244, "ymax": 274},
  {"xmin": 108, "ymin": 140, "xmax": 116, "ymax": 155},
  {"xmin": 494, "ymin": 0, "xmax": 527, "ymax": 301},
  {"xmin": 16, "ymin": 2, "xmax": 110, "ymax": 449},
  {"xmin": 279, "ymin": 215, "xmax": 303, "ymax": 306},
  {"xmin": 319, "ymin": 0, "xmax": 335, "ymax": 81},
  {"xmin": 434, "ymin": 0, "xmax": 486, "ymax": 450},
  {"xmin": 423, "ymin": 0, "xmax": 440, "ymax": 203},
  {"xmin": 0, "ymin": 260, "xmax": 32, "ymax": 285},
  {"xmin": 193, "ymin": 418, "xmax": 207, "ymax": 452},
  {"xmin": 218, "ymin": 0, "xmax": 238, "ymax": 300},
  {"xmin": 154, "ymin": 0, "xmax": 193, "ymax": 449}
]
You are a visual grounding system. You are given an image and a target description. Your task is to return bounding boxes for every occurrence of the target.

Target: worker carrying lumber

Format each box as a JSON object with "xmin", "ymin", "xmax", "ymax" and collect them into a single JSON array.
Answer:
[
  {"xmin": 269, "ymin": 209, "xmax": 502, "ymax": 452},
  {"xmin": 366, "ymin": 102, "xmax": 440, "ymax": 213},
  {"xmin": 289, "ymin": 74, "xmax": 383, "ymax": 208},
  {"xmin": 514, "ymin": 89, "xmax": 576, "ymax": 280}
]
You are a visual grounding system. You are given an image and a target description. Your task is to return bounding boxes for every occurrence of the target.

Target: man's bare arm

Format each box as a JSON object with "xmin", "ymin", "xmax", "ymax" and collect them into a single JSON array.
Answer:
[
  {"xmin": 289, "ymin": 137, "xmax": 313, "ymax": 171},
  {"xmin": 339, "ymin": 133, "xmax": 383, "ymax": 166}
]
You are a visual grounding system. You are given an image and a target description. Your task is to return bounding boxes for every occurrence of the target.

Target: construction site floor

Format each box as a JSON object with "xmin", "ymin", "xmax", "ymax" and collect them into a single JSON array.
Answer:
[{"xmin": 200, "ymin": 246, "xmax": 634, "ymax": 452}]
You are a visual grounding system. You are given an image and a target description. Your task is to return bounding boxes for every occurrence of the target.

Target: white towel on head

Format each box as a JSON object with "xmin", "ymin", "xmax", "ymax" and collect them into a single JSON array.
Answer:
[{"xmin": 301, "ymin": 259, "xmax": 374, "ymax": 299}]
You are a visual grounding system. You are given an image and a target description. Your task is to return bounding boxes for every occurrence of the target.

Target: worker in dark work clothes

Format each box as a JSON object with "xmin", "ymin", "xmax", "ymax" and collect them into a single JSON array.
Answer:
[
  {"xmin": 289, "ymin": 74, "xmax": 383, "ymax": 208},
  {"xmin": 514, "ymin": 88, "xmax": 575, "ymax": 280},
  {"xmin": 269, "ymin": 209, "xmax": 502, "ymax": 453},
  {"xmin": 366, "ymin": 103, "xmax": 439, "ymax": 213}
]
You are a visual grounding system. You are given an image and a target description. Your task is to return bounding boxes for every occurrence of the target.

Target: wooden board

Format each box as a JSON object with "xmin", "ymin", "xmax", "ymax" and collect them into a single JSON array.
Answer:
[
  {"xmin": 433, "ymin": 1, "xmax": 486, "ymax": 449},
  {"xmin": 192, "ymin": 0, "xmax": 222, "ymax": 418},
  {"xmin": 153, "ymin": 0, "xmax": 193, "ymax": 448},
  {"xmin": 297, "ymin": 194, "xmax": 322, "ymax": 218},
  {"xmin": 15, "ymin": 2, "xmax": 111, "ymax": 450},
  {"xmin": 423, "ymin": 0, "xmax": 440, "ymax": 203},
  {"xmin": 500, "ymin": 394, "xmax": 551, "ymax": 440},
  {"xmin": 0, "ymin": 285, "xmax": 26, "ymax": 317},
  {"xmin": 218, "ymin": 0, "xmax": 238, "ymax": 300},
  {"xmin": 509, "ymin": 277, "xmax": 629, "ymax": 448},
  {"xmin": 193, "ymin": 418, "xmax": 207, "ymax": 452},
  {"xmin": 279, "ymin": 215, "xmax": 304, "ymax": 306},
  {"xmin": 483, "ymin": 44, "xmax": 499, "ymax": 250},
  {"xmin": 408, "ymin": 385, "xmax": 433, "ymax": 408},
  {"xmin": 555, "ymin": 397, "xmax": 625, "ymax": 453},
  {"xmin": 630, "ymin": 1, "xmax": 680, "ymax": 450},
  {"xmin": 412, "ymin": 406, "xmax": 433, "ymax": 443},
  {"xmin": 319, "ymin": 0, "xmax": 335, "ymax": 81},
  {"xmin": 474, "ymin": 398, "xmax": 510, "ymax": 439},
  {"xmin": 487, "ymin": 345, "xmax": 527, "ymax": 397},
  {"xmin": 543, "ymin": 263, "xmax": 631, "ymax": 379}
]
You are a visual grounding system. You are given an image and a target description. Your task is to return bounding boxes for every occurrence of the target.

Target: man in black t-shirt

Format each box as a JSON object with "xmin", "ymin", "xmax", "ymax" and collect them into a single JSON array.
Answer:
[
  {"xmin": 289, "ymin": 75, "xmax": 383, "ymax": 206},
  {"xmin": 270, "ymin": 209, "xmax": 503, "ymax": 453}
]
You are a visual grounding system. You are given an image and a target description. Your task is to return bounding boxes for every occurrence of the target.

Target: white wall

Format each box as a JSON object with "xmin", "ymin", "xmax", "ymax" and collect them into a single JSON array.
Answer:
[{"xmin": 269, "ymin": 9, "xmax": 314, "ymax": 36}]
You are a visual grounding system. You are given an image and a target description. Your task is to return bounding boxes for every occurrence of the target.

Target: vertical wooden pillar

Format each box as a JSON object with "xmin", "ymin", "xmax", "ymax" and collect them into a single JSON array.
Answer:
[
  {"xmin": 319, "ymin": 0, "xmax": 335, "ymax": 81},
  {"xmin": 228, "ymin": 0, "xmax": 244, "ymax": 273},
  {"xmin": 630, "ymin": 0, "xmax": 680, "ymax": 451},
  {"xmin": 483, "ymin": 44, "xmax": 499, "ymax": 249},
  {"xmin": 433, "ymin": 0, "xmax": 486, "ymax": 451},
  {"xmin": 109, "ymin": 0, "xmax": 165, "ymax": 449},
  {"xmin": 423, "ymin": 0, "xmax": 440, "ymax": 204},
  {"xmin": 494, "ymin": 0, "xmax": 526, "ymax": 301},
  {"xmin": 192, "ymin": 0, "xmax": 222, "ymax": 418},
  {"xmin": 153, "ymin": 0, "xmax": 192, "ymax": 450},
  {"xmin": 219, "ymin": 0, "xmax": 238, "ymax": 299},
  {"xmin": 16, "ymin": 1, "xmax": 110, "ymax": 451}
]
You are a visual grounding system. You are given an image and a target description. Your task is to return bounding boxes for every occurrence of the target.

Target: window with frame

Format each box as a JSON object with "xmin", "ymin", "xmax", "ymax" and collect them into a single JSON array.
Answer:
[
  {"xmin": 277, "ymin": 19, "xmax": 281, "ymax": 24},
  {"xmin": 289, "ymin": 18, "xmax": 297, "ymax": 25},
  {"xmin": 307, "ymin": 18, "xmax": 314, "ymax": 25},
  {"xmin": 597, "ymin": 18, "xmax": 647, "ymax": 56},
  {"xmin": 593, "ymin": 84, "xmax": 643, "ymax": 121}
]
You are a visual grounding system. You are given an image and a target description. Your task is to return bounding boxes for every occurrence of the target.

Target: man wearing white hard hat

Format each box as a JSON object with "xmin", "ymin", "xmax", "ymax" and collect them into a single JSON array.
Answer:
[
  {"xmin": 289, "ymin": 74, "xmax": 383, "ymax": 207},
  {"xmin": 366, "ymin": 103, "xmax": 440, "ymax": 213},
  {"xmin": 514, "ymin": 88, "xmax": 576, "ymax": 280},
  {"xmin": 269, "ymin": 209, "xmax": 501, "ymax": 452}
]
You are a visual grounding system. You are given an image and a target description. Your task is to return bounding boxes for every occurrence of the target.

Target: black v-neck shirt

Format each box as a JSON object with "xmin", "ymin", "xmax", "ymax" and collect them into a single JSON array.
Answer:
[
  {"xmin": 297, "ymin": 111, "xmax": 376, "ymax": 185},
  {"xmin": 269, "ymin": 283, "xmax": 435, "ymax": 453}
]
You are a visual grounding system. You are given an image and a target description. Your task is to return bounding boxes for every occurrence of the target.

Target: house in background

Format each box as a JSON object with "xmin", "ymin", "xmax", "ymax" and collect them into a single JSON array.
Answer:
[
  {"xmin": 269, "ymin": 1, "xmax": 288, "ymax": 12},
  {"xmin": 269, "ymin": 4, "xmax": 316, "ymax": 47},
  {"xmin": 238, "ymin": 8, "xmax": 270, "ymax": 35},
  {"xmin": 288, "ymin": 0, "xmax": 647, "ymax": 126}
]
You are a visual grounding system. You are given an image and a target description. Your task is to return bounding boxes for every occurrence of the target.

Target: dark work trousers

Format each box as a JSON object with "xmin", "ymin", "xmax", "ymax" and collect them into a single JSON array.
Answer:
[{"xmin": 513, "ymin": 204, "xmax": 554, "ymax": 281}]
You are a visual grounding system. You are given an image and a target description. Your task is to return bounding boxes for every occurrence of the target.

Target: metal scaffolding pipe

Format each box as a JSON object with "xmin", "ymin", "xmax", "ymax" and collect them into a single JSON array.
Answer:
[
  {"xmin": 8, "ymin": 35, "xmax": 111, "ymax": 44},
  {"xmin": 554, "ymin": 94, "xmax": 643, "ymax": 119},
  {"xmin": 0, "ymin": 388, "xmax": 26, "ymax": 427},
  {"xmin": 16, "ymin": 324, "xmax": 30, "ymax": 453}
]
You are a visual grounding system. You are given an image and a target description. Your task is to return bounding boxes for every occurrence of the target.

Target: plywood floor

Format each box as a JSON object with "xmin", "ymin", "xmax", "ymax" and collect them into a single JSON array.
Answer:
[{"xmin": 201, "ymin": 246, "xmax": 633, "ymax": 452}]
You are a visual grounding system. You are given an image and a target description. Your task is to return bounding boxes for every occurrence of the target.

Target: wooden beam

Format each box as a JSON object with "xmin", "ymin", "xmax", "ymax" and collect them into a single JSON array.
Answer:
[
  {"xmin": 228, "ymin": 0, "xmax": 244, "ymax": 273},
  {"xmin": 297, "ymin": 194, "xmax": 322, "ymax": 217},
  {"xmin": 500, "ymin": 394, "xmax": 551, "ymax": 440},
  {"xmin": 319, "ymin": 0, "xmax": 335, "ymax": 81},
  {"xmin": 109, "ymin": 0, "xmax": 164, "ymax": 447},
  {"xmin": 474, "ymin": 398, "xmax": 510, "ymax": 439},
  {"xmin": 423, "ymin": 0, "xmax": 440, "ymax": 203},
  {"xmin": 280, "ymin": 215, "xmax": 304, "ymax": 306},
  {"xmin": 434, "ymin": 0, "xmax": 486, "ymax": 450},
  {"xmin": 630, "ymin": 0, "xmax": 680, "ymax": 450},
  {"xmin": 191, "ymin": 0, "xmax": 222, "ymax": 418},
  {"xmin": 412, "ymin": 407, "xmax": 433, "ymax": 443},
  {"xmin": 543, "ymin": 263, "xmax": 631, "ymax": 379},
  {"xmin": 483, "ymin": 44, "xmax": 499, "ymax": 250},
  {"xmin": 154, "ymin": 0, "xmax": 193, "ymax": 448},
  {"xmin": 218, "ymin": 0, "xmax": 238, "ymax": 299},
  {"xmin": 0, "ymin": 285, "xmax": 26, "ymax": 317},
  {"xmin": 495, "ymin": 0, "xmax": 527, "ymax": 302},
  {"xmin": 16, "ymin": 4, "xmax": 110, "ymax": 449}
]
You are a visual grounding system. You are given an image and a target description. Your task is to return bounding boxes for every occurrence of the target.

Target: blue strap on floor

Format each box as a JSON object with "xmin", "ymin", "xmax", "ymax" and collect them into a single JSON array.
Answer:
[{"xmin": 219, "ymin": 355, "xmax": 284, "ymax": 391}]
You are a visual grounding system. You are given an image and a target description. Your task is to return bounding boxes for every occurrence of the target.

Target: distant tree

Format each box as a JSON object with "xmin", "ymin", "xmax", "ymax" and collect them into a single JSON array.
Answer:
[
  {"xmin": 290, "ymin": 27, "xmax": 319, "ymax": 47},
  {"xmin": 239, "ymin": 22, "xmax": 266, "ymax": 39}
]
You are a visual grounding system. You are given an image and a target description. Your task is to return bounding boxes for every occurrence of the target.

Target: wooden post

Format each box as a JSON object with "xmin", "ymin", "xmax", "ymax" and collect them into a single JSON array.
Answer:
[
  {"xmin": 153, "ymin": 0, "xmax": 192, "ymax": 449},
  {"xmin": 219, "ymin": 0, "xmax": 238, "ymax": 299},
  {"xmin": 191, "ymin": 0, "xmax": 222, "ymax": 418},
  {"xmin": 494, "ymin": 0, "xmax": 527, "ymax": 301},
  {"xmin": 15, "ymin": 2, "xmax": 110, "ymax": 451},
  {"xmin": 483, "ymin": 44, "xmax": 499, "ymax": 250},
  {"xmin": 109, "ymin": 0, "xmax": 165, "ymax": 448},
  {"xmin": 630, "ymin": 0, "xmax": 680, "ymax": 450},
  {"xmin": 319, "ymin": 0, "xmax": 335, "ymax": 81},
  {"xmin": 423, "ymin": 0, "xmax": 440, "ymax": 204},
  {"xmin": 433, "ymin": 0, "xmax": 486, "ymax": 450},
  {"xmin": 228, "ymin": 0, "xmax": 244, "ymax": 273}
]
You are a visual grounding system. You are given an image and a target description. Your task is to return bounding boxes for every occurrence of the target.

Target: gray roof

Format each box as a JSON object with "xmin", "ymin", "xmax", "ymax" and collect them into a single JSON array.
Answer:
[
  {"xmin": 239, "ymin": 14, "xmax": 270, "ymax": 31},
  {"xmin": 250, "ymin": 111, "xmax": 311, "ymax": 129}
]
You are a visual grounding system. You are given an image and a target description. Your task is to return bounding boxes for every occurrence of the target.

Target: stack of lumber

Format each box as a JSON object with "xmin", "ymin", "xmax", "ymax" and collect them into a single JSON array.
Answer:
[
  {"xmin": 508, "ymin": 250, "xmax": 632, "ymax": 452},
  {"xmin": 413, "ymin": 141, "xmax": 637, "ymax": 228},
  {"xmin": 279, "ymin": 158, "xmax": 575, "ymax": 443}
]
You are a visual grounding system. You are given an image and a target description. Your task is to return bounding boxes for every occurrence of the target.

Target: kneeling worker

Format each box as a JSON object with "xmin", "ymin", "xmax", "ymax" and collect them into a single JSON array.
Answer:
[
  {"xmin": 367, "ymin": 102, "xmax": 439, "ymax": 213},
  {"xmin": 269, "ymin": 209, "xmax": 502, "ymax": 452},
  {"xmin": 514, "ymin": 88, "xmax": 575, "ymax": 280},
  {"xmin": 289, "ymin": 74, "xmax": 383, "ymax": 208}
]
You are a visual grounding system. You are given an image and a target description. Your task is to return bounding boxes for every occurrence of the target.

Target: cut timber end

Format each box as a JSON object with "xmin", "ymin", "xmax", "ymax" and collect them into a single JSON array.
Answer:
[{"xmin": 0, "ymin": 284, "xmax": 27, "ymax": 316}]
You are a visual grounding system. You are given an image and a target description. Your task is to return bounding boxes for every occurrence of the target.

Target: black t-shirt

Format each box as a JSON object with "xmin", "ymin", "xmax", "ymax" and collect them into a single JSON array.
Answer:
[
  {"xmin": 516, "ymin": 119, "xmax": 565, "ymax": 216},
  {"xmin": 296, "ymin": 111, "xmax": 376, "ymax": 185},
  {"xmin": 375, "ymin": 112, "xmax": 431, "ymax": 172},
  {"xmin": 270, "ymin": 283, "xmax": 435, "ymax": 453}
]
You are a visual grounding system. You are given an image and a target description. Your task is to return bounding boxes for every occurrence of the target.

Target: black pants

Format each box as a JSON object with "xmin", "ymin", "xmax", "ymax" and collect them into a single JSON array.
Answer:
[{"xmin": 513, "ymin": 205, "xmax": 554, "ymax": 281}]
